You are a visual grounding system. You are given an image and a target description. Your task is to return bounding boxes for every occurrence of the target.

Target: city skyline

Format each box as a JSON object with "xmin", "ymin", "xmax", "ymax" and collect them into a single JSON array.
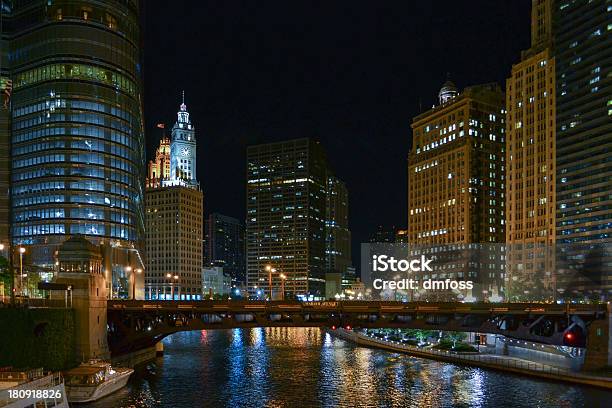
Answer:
[
  {"xmin": 143, "ymin": 1, "xmax": 533, "ymax": 268},
  {"xmin": 0, "ymin": 2, "xmax": 610, "ymax": 407}
]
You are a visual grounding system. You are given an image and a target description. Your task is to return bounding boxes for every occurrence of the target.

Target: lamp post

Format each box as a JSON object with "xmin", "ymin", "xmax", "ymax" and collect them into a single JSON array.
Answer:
[
  {"xmin": 165, "ymin": 273, "xmax": 171, "ymax": 300},
  {"xmin": 279, "ymin": 273, "xmax": 286, "ymax": 301},
  {"xmin": 0, "ymin": 244, "xmax": 4, "ymax": 303},
  {"xmin": 18, "ymin": 247, "xmax": 25, "ymax": 297},
  {"xmin": 132, "ymin": 268, "xmax": 142, "ymax": 300},
  {"xmin": 265, "ymin": 265, "xmax": 273, "ymax": 300},
  {"xmin": 171, "ymin": 275, "xmax": 179, "ymax": 300},
  {"xmin": 125, "ymin": 266, "xmax": 132, "ymax": 300}
]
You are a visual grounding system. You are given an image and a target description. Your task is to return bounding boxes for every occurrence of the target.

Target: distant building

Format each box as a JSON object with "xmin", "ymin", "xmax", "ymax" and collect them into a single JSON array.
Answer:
[
  {"xmin": 145, "ymin": 98, "xmax": 203, "ymax": 300},
  {"xmin": 325, "ymin": 176, "xmax": 352, "ymax": 278},
  {"xmin": 246, "ymin": 138, "xmax": 349, "ymax": 299},
  {"xmin": 202, "ymin": 266, "xmax": 232, "ymax": 297},
  {"xmin": 146, "ymin": 125, "xmax": 171, "ymax": 188},
  {"xmin": 204, "ymin": 213, "xmax": 245, "ymax": 284},
  {"xmin": 395, "ymin": 229, "xmax": 409, "ymax": 243},
  {"xmin": 368, "ymin": 226, "xmax": 398, "ymax": 243}
]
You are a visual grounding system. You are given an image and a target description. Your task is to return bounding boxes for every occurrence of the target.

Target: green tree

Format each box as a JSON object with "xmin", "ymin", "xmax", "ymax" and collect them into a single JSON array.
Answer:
[
  {"xmin": 0, "ymin": 256, "xmax": 10, "ymax": 299},
  {"xmin": 444, "ymin": 331, "xmax": 467, "ymax": 348}
]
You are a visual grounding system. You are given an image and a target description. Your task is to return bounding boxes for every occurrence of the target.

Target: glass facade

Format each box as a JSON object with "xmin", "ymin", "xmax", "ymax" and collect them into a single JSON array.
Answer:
[
  {"xmin": 554, "ymin": 0, "xmax": 611, "ymax": 300},
  {"xmin": 246, "ymin": 138, "xmax": 329, "ymax": 299},
  {"xmin": 555, "ymin": 0, "xmax": 611, "ymax": 244},
  {"xmin": 6, "ymin": 0, "xmax": 145, "ymax": 269}
]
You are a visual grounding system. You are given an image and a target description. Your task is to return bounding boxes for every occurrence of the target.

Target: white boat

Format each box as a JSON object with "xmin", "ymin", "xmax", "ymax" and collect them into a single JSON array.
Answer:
[
  {"xmin": 0, "ymin": 368, "xmax": 69, "ymax": 408},
  {"xmin": 64, "ymin": 360, "xmax": 133, "ymax": 403}
]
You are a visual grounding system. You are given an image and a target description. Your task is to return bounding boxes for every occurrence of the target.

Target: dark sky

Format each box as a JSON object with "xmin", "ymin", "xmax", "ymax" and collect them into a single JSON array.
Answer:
[{"xmin": 143, "ymin": 0, "xmax": 531, "ymax": 268}]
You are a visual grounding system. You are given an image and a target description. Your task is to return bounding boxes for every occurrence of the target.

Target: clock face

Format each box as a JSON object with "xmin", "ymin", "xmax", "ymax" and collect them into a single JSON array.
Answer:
[{"xmin": 181, "ymin": 147, "xmax": 191, "ymax": 157}]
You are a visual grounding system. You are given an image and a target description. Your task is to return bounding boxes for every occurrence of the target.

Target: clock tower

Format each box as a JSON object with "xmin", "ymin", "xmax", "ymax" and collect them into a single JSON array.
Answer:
[{"xmin": 170, "ymin": 92, "xmax": 198, "ymax": 187}]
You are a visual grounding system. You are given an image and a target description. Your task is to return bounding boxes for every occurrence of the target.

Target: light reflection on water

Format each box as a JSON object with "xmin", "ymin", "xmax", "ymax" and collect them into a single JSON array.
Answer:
[{"xmin": 87, "ymin": 328, "xmax": 609, "ymax": 408}]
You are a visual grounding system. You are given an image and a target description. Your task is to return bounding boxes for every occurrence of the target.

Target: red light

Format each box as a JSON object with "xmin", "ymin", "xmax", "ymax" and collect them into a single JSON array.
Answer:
[
  {"xmin": 331, "ymin": 325, "xmax": 336, "ymax": 330},
  {"xmin": 565, "ymin": 332, "xmax": 574, "ymax": 340},
  {"xmin": 345, "ymin": 325, "xmax": 351, "ymax": 330}
]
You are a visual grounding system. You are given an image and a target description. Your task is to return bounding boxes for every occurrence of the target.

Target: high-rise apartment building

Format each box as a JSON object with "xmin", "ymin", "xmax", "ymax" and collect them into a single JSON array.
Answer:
[
  {"xmin": 505, "ymin": 0, "xmax": 556, "ymax": 301},
  {"xmin": 145, "ymin": 100, "xmax": 203, "ymax": 300},
  {"xmin": 325, "ymin": 176, "xmax": 352, "ymax": 278},
  {"xmin": 3, "ymin": 1, "xmax": 146, "ymax": 297},
  {"xmin": 246, "ymin": 138, "xmax": 337, "ymax": 299},
  {"xmin": 408, "ymin": 82, "xmax": 506, "ymax": 299},
  {"xmin": 554, "ymin": 0, "xmax": 611, "ymax": 300},
  {"xmin": 204, "ymin": 213, "xmax": 245, "ymax": 284}
]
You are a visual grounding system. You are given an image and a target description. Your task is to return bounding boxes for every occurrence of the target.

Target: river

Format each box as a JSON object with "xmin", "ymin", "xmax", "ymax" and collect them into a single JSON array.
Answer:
[{"xmin": 88, "ymin": 328, "xmax": 609, "ymax": 408}]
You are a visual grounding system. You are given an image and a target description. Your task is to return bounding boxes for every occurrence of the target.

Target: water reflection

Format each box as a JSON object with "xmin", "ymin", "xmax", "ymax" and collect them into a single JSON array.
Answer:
[{"xmin": 88, "ymin": 328, "xmax": 609, "ymax": 408}]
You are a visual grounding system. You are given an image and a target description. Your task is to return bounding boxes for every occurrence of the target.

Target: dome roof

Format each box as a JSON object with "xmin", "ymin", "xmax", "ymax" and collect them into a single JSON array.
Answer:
[
  {"xmin": 438, "ymin": 78, "xmax": 458, "ymax": 104},
  {"xmin": 439, "ymin": 80, "xmax": 457, "ymax": 94}
]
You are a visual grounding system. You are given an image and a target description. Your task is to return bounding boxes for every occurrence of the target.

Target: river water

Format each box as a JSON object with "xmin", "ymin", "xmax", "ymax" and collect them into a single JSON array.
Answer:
[{"xmin": 88, "ymin": 328, "xmax": 609, "ymax": 408}]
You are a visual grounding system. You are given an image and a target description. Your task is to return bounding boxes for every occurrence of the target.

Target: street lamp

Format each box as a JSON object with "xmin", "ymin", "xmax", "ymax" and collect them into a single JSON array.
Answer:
[
  {"xmin": 125, "ymin": 266, "xmax": 132, "ymax": 300},
  {"xmin": 18, "ymin": 247, "xmax": 25, "ymax": 297},
  {"xmin": 165, "ymin": 273, "xmax": 172, "ymax": 300},
  {"xmin": 279, "ymin": 273, "xmax": 286, "ymax": 301},
  {"xmin": 172, "ymin": 275, "xmax": 179, "ymax": 300},
  {"xmin": 132, "ymin": 268, "xmax": 142, "ymax": 300}
]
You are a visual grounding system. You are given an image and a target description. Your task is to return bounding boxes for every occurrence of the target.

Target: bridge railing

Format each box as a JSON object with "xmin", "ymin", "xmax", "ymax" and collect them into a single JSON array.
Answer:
[
  {"xmin": 2, "ymin": 298, "xmax": 71, "ymax": 309},
  {"xmin": 359, "ymin": 333, "xmax": 584, "ymax": 377}
]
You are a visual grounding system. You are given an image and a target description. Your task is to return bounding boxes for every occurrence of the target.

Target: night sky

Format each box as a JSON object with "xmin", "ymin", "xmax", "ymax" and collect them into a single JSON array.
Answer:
[{"xmin": 143, "ymin": 1, "xmax": 531, "ymax": 268}]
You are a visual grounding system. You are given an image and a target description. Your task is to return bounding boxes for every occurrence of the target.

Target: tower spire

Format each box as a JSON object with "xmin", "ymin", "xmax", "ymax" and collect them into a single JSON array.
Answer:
[{"xmin": 182, "ymin": 90, "xmax": 185, "ymax": 105}]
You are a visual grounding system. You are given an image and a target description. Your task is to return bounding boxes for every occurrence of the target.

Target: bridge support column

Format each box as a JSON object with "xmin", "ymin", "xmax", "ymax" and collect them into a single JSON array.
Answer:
[
  {"xmin": 52, "ymin": 236, "xmax": 110, "ymax": 362},
  {"xmin": 583, "ymin": 304, "xmax": 611, "ymax": 371},
  {"xmin": 156, "ymin": 341, "xmax": 164, "ymax": 356}
]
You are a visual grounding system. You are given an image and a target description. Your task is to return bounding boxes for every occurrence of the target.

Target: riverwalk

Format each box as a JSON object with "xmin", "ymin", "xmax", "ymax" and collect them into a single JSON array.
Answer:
[{"xmin": 331, "ymin": 328, "xmax": 612, "ymax": 390}]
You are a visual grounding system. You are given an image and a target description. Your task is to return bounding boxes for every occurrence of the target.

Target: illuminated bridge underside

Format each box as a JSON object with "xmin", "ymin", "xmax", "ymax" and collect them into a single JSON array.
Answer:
[{"xmin": 107, "ymin": 300, "xmax": 606, "ymax": 356}]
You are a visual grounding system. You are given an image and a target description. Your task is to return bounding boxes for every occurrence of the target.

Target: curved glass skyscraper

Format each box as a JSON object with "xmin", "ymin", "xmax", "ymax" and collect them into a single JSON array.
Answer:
[{"xmin": 5, "ymin": 0, "xmax": 145, "ymax": 277}]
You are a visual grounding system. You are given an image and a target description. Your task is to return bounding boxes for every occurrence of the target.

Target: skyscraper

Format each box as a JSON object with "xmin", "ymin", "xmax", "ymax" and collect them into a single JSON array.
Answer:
[
  {"xmin": 325, "ymin": 176, "xmax": 352, "ymax": 278},
  {"xmin": 4, "ymin": 1, "xmax": 146, "ymax": 295},
  {"xmin": 204, "ymin": 213, "xmax": 245, "ymax": 284},
  {"xmin": 409, "ymin": 82, "xmax": 506, "ymax": 244},
  {"xmin": 554, "ymin": 0, "xmax": 611, "ymax": 300},
  {"xmin": 144, "ymin": 100, "xmax": 203, "ymax": 300},
  {"xmin": 505, "ymin": 0, "xmax": 556, "ymax": 301},
  {"xmin": 408, "ymin": 82, "xmax": 506, "ymax": 300},
  {"xmin": 246, "ymin": 138, "xmax": 331, "ymax": 299}
]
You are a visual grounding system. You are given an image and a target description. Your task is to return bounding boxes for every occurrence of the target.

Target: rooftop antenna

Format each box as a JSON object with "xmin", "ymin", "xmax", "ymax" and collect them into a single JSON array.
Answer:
[{"xmin": 182, "ymin": 90, "xmax": 185, "ymax": 105}]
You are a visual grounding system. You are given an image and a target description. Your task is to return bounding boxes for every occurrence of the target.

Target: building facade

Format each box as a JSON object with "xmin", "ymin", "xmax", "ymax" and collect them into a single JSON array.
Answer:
[
  {"xmin": 409, "ymin": 82, "xmax": 506, "ymax": 244},
  {"xmin": 246, "ymin": 138, "xmax": 332, "ymax": 299},
  {"xmin": 554, "ymin": 0, "xmax": 611, "ymax": 300},
  {"xmin": 3, "ymin": 0, "xmax": 146, "ymax": 296},
  {"xmin": 408, "ymin": 82, "xmax": 506, "ymax": 300},
  {"xmin": 325, "ymin": 176, "xmax": 352, "ymax": 278},
  {"xmin": 169, "ymin": 94, "xmax": 197, "ymax": 188},
  {"xmin": 505, "ymin": 0, "xmax": 557, "ymax": 301},
  {"xmin": 204, "ymin": 213, "xmax": 245, "ymax": 284},
  {"xmin": 146, "ymin": 124, "xmax": 171, "ymax": 188},
  {"xmin": 144, "ymin": 101, "xmax": 203, "ymax": 300}
]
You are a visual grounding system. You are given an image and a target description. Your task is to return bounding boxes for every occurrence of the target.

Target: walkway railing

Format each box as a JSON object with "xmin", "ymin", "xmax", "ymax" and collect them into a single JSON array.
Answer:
[{"xmin": 353, "ymin": 332, "xmax": 610, "ymax": 381}]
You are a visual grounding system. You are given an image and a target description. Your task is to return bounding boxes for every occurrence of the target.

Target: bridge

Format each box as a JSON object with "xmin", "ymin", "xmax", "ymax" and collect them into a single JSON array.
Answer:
[{"xmin": 107, "ymin": 300, "xmax": 608, "ymax": 356}]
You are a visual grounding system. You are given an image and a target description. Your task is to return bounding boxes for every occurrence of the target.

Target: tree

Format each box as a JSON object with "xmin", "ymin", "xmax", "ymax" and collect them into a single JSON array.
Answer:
[
  {"xmin": 0, "ymin": 256, "xmax": 10, "ymax": 299},
  {"xmin": 444, "ymin": 331, "xmax": 467, "ymax": 349},
  {"xmin": 403, "ymin": 329, "xmax": 435, "ymax": 344}
]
